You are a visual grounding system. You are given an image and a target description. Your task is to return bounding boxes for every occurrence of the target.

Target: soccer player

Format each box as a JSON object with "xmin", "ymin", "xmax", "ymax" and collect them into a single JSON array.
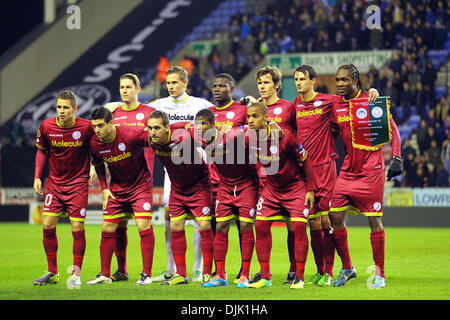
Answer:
[
  {"xmin": 245, "ymin": 102, "xmax": 315, "ymax": 289},
  {"xmin": 193, "ymin": 108, "xmax": 258, "ymax": 288},
  {"xmin": 149, "ymin": 66, "xmax": 213, "ymax": 282},
  {"xmin": 250, "ymin": 66, "xmax": 298, "ymax": 285},
  {"xmin": 87, "ymin": 106, "xmax": 155, "ymax": 285},
  {"xmin": 293, "ymin": 65, "xmax": 380, "ymax": 286},
  {"xmin": 330, "ymin": 64, "xmax": 402, "ymax": 288},
  {"xmin": 32, "ymin": 90, "xmax": 94, "ymax": 287},
  {"xmin": 147, "ymin": 110, "xmax": 214, "ymax": 285},
  {"xmin": 103, "ymin": 73, "xmax": 156, "ymax": 283},
  {"xmin": 208, "ymin": 73, "xmax": 248, "ymax": 283}
]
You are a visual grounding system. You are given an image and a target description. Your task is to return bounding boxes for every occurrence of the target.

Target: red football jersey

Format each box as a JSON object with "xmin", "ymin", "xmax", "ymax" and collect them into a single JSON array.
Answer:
[
  {"xmin": 90, "ymin": 126, "xmax": 151, "ymax": 194},
  {"xmin": 332, "ymin": 90, "xmax": 400, "ymax": 176},
  {"xmin": 248, "ymin": 128, "xmax": 311, "ymax": 189},
  {"xmin": 294, "ymin": 92, "xmax": 339, "ymax": 166},
  {"xmin": 208, "ymin": 100, "xmax": 247, "ymax": 186},
  {"xmin": 113, "ymin": 103, "xmax": 156, "ymax": 175},
  {"xmin": 36, "ymin": 117, "xmax": 94, "ymax": 186},
  {"xmin": 267, "ymin": 98, "xmax": 296, "ymax": 132},
  {"xmin": 201, "ymin": 126, "xmax": 257, "ymax": 188},
  {"xmin": 150, "ymin": 124, "xmax": 210, "ymax": 191}
]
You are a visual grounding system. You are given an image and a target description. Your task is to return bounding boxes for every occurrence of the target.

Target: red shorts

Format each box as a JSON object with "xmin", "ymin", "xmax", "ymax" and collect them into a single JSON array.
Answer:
[
  {"xmin": 256, "ymin": 179, "xmax": 311, "ymax": 224},
  {"xmin": 43, "ymin": 180, "xmax": 89, "ymax": 222},
  {"xmin": 215, "ymin": 181, "xmax": 258, "ymax": 224},
  {"xmin": 309, "ymin": 161, "xmax": 337, "ymax": 219},
  {"xmin": 330, "ymin": 170, "xmax": 384, "ymax": 216},
  {"xmin": 169, "ymin": 182, "xmax": 212, "ymax": 222},
  {"xmin": 103, "ymin": 185, "xmax": 153, "ymax": 224}
]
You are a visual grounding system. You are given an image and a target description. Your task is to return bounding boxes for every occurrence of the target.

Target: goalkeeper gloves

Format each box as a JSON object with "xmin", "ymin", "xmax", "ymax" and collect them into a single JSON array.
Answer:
[{"xmin": 387, "ymin": 156, "xmax": 403, "ymax": 181}]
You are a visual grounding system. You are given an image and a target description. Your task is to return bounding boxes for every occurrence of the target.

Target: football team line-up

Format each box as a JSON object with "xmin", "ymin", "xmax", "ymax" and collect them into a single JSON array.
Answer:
[{"xmin": 32, "ymin": 63, "xmax": 403, "ymax": 290}]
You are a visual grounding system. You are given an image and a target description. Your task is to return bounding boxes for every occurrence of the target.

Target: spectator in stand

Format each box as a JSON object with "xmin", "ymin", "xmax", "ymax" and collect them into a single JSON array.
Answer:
[
  {"xmin": 426, "ymin": 139, "xmax": 442, "ymax": 169},
  {"xmin": 436, "ymin": 96, "xmax": 449, "ymax": 123},
  {"xmin": 435, "ymin": 162, "xmax": 450, "ymax": 187},
  {"xmin": 441, "ymin": 134, "xmax": 450, "ymax": 174}
]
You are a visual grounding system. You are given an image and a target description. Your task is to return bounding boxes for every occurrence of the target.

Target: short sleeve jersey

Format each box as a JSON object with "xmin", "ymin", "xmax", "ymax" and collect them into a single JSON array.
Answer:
[
  {"xmin": 332, "ymin": 90, "xmax": 385, "ymax": 176},
  {"xmin": 250, "ymin": 128, "xmax": 307, "ymax": 189},
  {"xmin": 89, "ymin": 126, "xmax": 151, "ymax": 194},
  {"xmin": 267, "ymin": 98, "xmax": 296, "ymax": 132},
  {"xmin": 36, "ymin": 117, "xmax": 94, "ymax": 186},
  {"xmin": 113, "ymin": 103, "xmax": 156, "ymax": 174},
  {"xmin": 294, "ymin": 92, "xmax": 339, "ymax": 166},
  {"xmin": 208, "ymin": 100, "xmax": 248, "ymax": 185},
  {"xmin": 150, "ymin": 124, "xmax": 210, "ymax": 191},
  {"xmin": 201, "ymin": 126, "xmax": 257, "ymax": 187}
]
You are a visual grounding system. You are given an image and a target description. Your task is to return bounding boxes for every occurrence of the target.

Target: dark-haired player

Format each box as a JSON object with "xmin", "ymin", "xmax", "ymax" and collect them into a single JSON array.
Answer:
[
  {"xmin": 32, "ymin": 90, "xmax": 94, "ymax": 287},
  {"xmin": 330, "ymin": 64, "xmax": 402, "ymax": 288},
  {"xmin": 252, "ymin": 66, "xmax": 298, "ymax": 285},
  {"xmin": 193, "ymin": 108, "xmax": 258, "ymax": 288},
  {"xmin": 87, "ymin": 106, "xmax": 155, "ymax": 286},
  {"xmin": 147, "ymin": 110, "xmax": 214, "ymax": 286},
  {"xmin": 246, "ymin": 103, "xmax": 315, "ymax": 289},
  {"xmin": 103, "ymin": 73, "xmax": 156, "ymax": 283},
  {"xmin": 294, "ymin": 64, "xmax": 380, "ymax": 286},
  {"xmin": 208, "ymin": 73, "xmax": 249, "ymax": 283}
]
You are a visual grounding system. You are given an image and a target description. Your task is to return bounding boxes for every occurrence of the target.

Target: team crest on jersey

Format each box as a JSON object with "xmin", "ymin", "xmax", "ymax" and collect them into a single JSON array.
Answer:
[
  {"xmin": 373, "ymin": 202, "xmax": 382, "ymax": 211},
  {"xmin": 303, "ymin": 208, "xmax": 310, "ymax": 217},
  {"xmin": 136, "ymin": 113, "xmax": 145, "ymax": 121},
  {"xmin": 118, "ymin": 143, "xmax": 126, "ymax": 151},
  {"xmin": 273, "ymin": 107, "xmax": 282, "ymax": 115},
  {"xmin": 72, "ymin": 131, "xmax": 81, "ymax": 140},
  {"xmin": 80, "ymin": 208, "xmax": 86, "ymax": 217},
  {"xmin": 314, "ymin": 100, "xmax": 323, "ymax": 107},
  {"xmin": 202, "ymin": 206, "xmax": 210, "ymax": 215},
  {"xmin": 143, "ymin": 202, "xmax": 151, "ymax": 211},
  {"xmin": 226, "ymin": 111, "xmax": 235, "ymax": 119}
]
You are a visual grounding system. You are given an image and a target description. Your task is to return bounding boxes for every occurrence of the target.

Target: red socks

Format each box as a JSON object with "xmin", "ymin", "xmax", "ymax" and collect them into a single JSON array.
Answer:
[
  {"xmin": 370, "ymin": 229, "xmax": 385, "ymax": 277},
  {"xmin": 43, "ymin": 228, "xmax": 58, "ymax": 274},
  {"xmin": 115, "ymin": 227, "xmax": 128, "ymax": 274},
  {"xmin": 322, "ymin": 227, "xmax": 336, "ymax": 277},
  {"xmin": 72, "ymin": 230, "xmax": 86, "ymax": 276},
  {"xmin": 310, "ymin": 229, "xmax": 325, "ymax": 275},
  {"xmin": 171, "ymin": 230, "xmax": 187, "ymax": 277},
  {"xmin": 213, "ymin": 231, "xmax": 228, "ymax": 279},
  {"xmin": 287, "ymin": 230, "xmax": 296, "ymax": 273},
  {"xmin": 240, "ymin": 229, "xmax": 254, "ymax": 278},
  {"xmin": 255, "ymin": 220, "xmax": 272, "ymax": 280},
  {"xmin": 199, "ymin": 229, "xmax": 214, "ymax": 276},
  {"xmin": 100, "ymin": 231, "xmax": 116, "ymax": 278},
  {"xmin": 333, "ymin": 227, "xmax": 353, "ymax": 270},
  {"xmin": 292, "ymin": 222, "xmax": 308, "ymax": 281},
  {"xmin": 139, "ymin": 228, "xmax": 155, "ymax": 276}
]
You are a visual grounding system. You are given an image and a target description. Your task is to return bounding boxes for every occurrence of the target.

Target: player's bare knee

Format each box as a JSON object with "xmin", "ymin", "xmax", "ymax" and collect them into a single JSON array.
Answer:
[
  {"xmin": 239, "ymin": 221, "xmax": 252, "ymax": 233},
  {"xmin": 330, "ymin": 212, "xmax": 345, "ymax": 229},
  {"xmin": 197, "ymin": 220, "xmax": 211, "ymax": 231},
  {"xmin": 102, "ymin": 221, "xmax": 118, "ymax": 233},
  {"xmin": 368, "ymin": 216, "xmax": 383, "ymax": 232},
  {"xmin": 216, "ymin": 221, "xmax": 230, "ymax": 233},
  {"xmin": 43, "ymin": 216, "xmax": 58, "ymax": 229},
  {"xmin": 71, "ymin": 221, "xmax": 84, "ymax": 232},
  {"xmin": 170, "ymin": 219, "xmax": 184, "ymax": 232},
  {"xmin": 309, "ymin": 216, "xmax": 322, "ymax": 230}
]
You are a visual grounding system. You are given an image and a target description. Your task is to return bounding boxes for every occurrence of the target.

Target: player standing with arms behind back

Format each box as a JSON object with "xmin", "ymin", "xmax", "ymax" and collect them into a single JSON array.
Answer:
[
  {"xmin": 330, "ymin": 64, "xmax": 402, "ymax": 288},
  {"xmin": 32, "ymin": 91, "xmax": 94, "ymax": 287},
  {"xmin": 102, "ymin": 73, "xmax": 155, "ymax": 283}
]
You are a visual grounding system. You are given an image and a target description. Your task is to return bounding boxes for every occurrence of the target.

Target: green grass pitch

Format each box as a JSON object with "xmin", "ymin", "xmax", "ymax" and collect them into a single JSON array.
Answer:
[{"xmin": 0, "ymin": 222, "xmax": 449, "ymax": 300}]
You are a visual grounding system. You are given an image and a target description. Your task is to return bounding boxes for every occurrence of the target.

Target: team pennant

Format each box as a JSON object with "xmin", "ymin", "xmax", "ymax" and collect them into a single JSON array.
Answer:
[{"xmin": 349, "ymin": 96, "xmax": 392, "ymax": 151}]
